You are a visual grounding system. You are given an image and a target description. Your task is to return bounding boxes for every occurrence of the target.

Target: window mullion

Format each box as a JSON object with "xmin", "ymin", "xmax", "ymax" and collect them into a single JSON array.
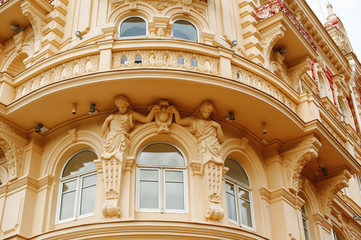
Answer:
[{"xmin": 75, "ymin": 177, "xmax": 81, "ymax": 218}]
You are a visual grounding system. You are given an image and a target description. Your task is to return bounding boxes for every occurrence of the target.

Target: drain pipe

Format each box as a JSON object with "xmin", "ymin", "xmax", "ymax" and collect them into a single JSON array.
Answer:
[{"xmin": 348, "ymin": 60, "xmax": 361, "ymax": 131}]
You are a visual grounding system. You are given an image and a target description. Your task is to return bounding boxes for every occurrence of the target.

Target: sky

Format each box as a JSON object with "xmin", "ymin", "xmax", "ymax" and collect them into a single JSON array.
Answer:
[{"xmin": 305, "ymin": 0, "xmax": 361, "ymax": 61}]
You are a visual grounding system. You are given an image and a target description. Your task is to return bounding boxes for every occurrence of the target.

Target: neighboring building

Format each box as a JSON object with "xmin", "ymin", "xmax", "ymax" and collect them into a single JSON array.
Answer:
[{"xmin": 1, "ymin": 0, "xmax": 361, "ymax": 239}]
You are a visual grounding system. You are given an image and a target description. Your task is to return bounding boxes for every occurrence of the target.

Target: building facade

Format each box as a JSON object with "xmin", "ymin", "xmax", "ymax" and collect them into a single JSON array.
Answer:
[{"xmin": 0, "ymin": 0, "xmax": 361, "ymax": 239}]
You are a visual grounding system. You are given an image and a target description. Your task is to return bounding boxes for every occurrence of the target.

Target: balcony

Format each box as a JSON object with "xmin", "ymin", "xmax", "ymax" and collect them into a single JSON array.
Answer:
[{"xmin": 255, "ymin": 0, "xmax": 317, "ymax": 67}]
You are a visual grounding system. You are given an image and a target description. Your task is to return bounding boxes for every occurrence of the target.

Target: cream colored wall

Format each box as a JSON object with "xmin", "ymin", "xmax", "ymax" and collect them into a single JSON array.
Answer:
[{"xmin": 0, "ymin": 0, "xmax": 361, "ymax": 239}]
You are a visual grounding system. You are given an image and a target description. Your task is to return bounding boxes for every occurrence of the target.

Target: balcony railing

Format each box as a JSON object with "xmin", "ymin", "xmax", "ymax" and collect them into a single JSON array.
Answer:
[{"xmin": 255, "ymin": 0, "xmax": 317, "ymax": 51}]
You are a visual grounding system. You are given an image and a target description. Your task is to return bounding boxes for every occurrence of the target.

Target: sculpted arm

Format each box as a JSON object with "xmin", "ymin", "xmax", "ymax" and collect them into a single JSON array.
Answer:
[
  {"xmin": 133, "ymin": 105, "xmax": 158, "ymax": 123},
  {"xmin": 172, "ymin": 107, "xmax": 193, "ymax": 126},
  {"xmin": 102, "ymin": 115, "xmax": 114, "ymax": 135}
]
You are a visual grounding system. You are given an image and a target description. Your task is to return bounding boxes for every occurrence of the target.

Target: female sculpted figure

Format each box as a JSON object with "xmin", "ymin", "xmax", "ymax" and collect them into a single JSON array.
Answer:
[
  {"xmin": 172, "ymin": 100, "xmax": 223, "ymax": 164},
  {"xmin": 102, "ymin": 95, "xmax": 157, "ymax": 160}
]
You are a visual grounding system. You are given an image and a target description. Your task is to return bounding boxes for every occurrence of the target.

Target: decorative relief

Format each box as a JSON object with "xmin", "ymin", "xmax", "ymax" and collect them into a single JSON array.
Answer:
[
  {"xmin": 316, "ymin": 169, "xmax": 351, "ymax": 217},
  {"xmin": 232, "ymin": 65, "xmax": 297, "ymax": 112},
  {"xmin": 100, "ymin": 95, "xmax": 157, "ymax": 217},
  {"xmin": 281, "ymin": 134, "xmax": 321, "ymax": 192},
  {"xmin": 150, "ymin": 100, "xmax": 174, "ymax": 133},
  {"xmin": 16, "ymin": 54, "xmax": 100, "ymax": 99},
  {"xmin": 173, "ymin": 101, "xmax": 225, "ymax": 220},
  {"xmin": 0, "ymin": 138, "xmax": 25, "ymax": 181},
  {"xmin": 112, "ymin": 50, "xmax": 219, "ymax": 75}
]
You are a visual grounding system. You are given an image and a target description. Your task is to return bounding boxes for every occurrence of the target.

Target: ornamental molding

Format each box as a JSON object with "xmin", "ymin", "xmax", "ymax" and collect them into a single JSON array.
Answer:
[
  {"xmin": 112, "ymin": 50, "xmax": 219, "ymax": 75},
  {"xmin": 0, "ymin": 175, "xmax": 54, "ymax": 194},
  {"xmin": 316, "ymin": 169, "xmax": 352, "ymax": 218},
  {"xmin": 16, "ymin": 54, "xmax": 100, "ymax": 99},
  {"xmin": 281, "ymin": 134, "xmax": 322, "ymax": 192},
  {"xmin": 232, "ymin": 65, "xmax": 297, "ymax": 112}
]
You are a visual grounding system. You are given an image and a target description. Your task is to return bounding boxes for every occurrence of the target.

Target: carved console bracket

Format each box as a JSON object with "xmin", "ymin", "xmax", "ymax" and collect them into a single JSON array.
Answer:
[
  {"xmin": 149, "ymin": 16, "xmax": 172, "ymax": 38},
  {"xmin": 316, "ymin": 169, "xmax": 351, "ymax": 218},
  {"xmin": 258, "ymin": 21, "xmax": 286, "ymax": 69},
  {"xmin": 281, "ymin": 134, "xmax": 322, "ymax": 192},
  {"xmin": 0, "ymin": 137, "xmax": 25, "ymax": 182},
  {"xmin": 180, "ymin": 0, "xmax": 192, "ymax": 14},
  {"xmin": 288, "ymin": 56, "xmax": 312, "ymax": 92},
  {"xmin": 21, "ymin": 0, "xmax": 53, "ymax": 51}
]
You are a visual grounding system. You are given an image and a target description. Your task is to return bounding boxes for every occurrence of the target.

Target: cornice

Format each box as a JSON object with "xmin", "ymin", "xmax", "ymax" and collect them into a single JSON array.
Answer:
[{"xmin": 2, "ymin": 175, "xmax": 54, "ymax": 194}]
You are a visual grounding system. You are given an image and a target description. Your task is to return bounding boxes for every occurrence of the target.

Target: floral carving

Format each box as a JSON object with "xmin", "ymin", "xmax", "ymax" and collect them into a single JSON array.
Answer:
[{"xmin": 100, "ymin": 95, "xmax": 157, "ymax": 217}]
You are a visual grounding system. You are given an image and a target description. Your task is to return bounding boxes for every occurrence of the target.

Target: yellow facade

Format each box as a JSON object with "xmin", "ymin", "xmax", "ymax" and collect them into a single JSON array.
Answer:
[{"xmin": 0, "ymin": 0, "xmax": 361, "ymax": 239}]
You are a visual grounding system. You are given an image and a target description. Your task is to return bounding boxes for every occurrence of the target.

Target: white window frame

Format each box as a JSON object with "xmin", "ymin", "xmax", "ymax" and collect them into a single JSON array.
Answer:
[
  {"xmin": 119, "ymin": 16, "xmax": 148, "ymax": 39},
  {"xmin": 172, "ymin": 19, "xmax": 199, "ymax": 42},
  {"xmin": 136, "ymin": 143, "xmax": 188, "ymax": 214},
  {"xmin": 301, "ymin": 206, "xmax": 311, "ymax": 240},
  {"xmin": 56, "ymin": 150, "xmax": 97, "ymax": 224},
  {"xmin": 225, "ymin": 175, "xmax": 255, "ymax": 230}
]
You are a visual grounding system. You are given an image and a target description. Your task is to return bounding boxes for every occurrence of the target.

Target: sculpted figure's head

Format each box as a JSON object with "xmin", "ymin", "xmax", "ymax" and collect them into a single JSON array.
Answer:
[
  {"xmin": 114, "ymin": 95, "xmax": 130, "ymax": 114},
  {"xmin": 199, "ymin": 101, "xmax": 215, "ymax": 119}
]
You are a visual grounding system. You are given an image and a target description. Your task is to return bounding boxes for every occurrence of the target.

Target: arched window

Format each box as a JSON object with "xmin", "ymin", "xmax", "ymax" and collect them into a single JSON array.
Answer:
[
  {"xmin": 57, "ymin": 150, "xmax": 97, "ymax": 223},
  {"xmin": 121, "ymin": 56, "xmax": 128, "ymax": 64},
  {"xmin": 225, "ymin": 158, "xmax": 253, "ymax": 228},
  {"xmin": 301, "ymin": 206, "xmax": 311, "ymax": 240},
  {"xmin": 136, "ymin": 143, "xmax": 187, "ymax": 213},
  {"xmin": 119, "ymin": 17, "xmax": 146, "ymax": 38},
  {"xmin": 191, "ymin": 58, "xmax": 198, "ymax": 68},
  {"xmin": 177, "ymin": 56, "xmax": 184, "ymax": 65},
  {"xmin": 135, "ymin": 55, "xmax": 142, "ymax": 64},
  {"xmin": 173, "ymin": 20, "xmax": 197, "ymax": 42}
]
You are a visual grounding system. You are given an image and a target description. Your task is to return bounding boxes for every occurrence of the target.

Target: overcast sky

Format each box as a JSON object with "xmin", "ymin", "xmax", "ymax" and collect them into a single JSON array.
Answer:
[{"xmin": 305, "ymin": 0, "xmax": 361, "ymax": 61}]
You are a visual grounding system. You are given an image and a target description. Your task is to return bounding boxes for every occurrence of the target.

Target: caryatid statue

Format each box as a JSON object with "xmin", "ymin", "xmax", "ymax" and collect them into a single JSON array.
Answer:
[
  {"xmin": 101, "ymin": 95, "xmax": 158, "ymax": 217},
  {"xmin": 172, "ymin": 100, "xmax": 225, "ymax": 220}
]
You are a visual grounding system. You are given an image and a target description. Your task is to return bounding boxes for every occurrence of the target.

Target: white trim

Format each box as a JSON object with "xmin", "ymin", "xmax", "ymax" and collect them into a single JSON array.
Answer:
[
  {"xmin": 56, "ymin": 150, "xmax": 97, "ymax": 225},
  {"xmin": 119, "ymin": 16, "xmax": 148, "ymax": 39},
  {"xmin": 136, "ymin": 142, "xmax": 188, "ymax": 214},
  {"xmin": 172, "ymin": 19, "xmax": 199, "ymax": 42}
]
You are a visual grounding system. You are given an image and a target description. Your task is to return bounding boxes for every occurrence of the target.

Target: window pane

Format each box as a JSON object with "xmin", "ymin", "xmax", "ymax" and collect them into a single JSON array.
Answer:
[
  {"xmin": 226, "ymin": 190, "xmax": 237, "ymax": 221},
  {"xmin": 80, "ymin": 185, "xmax": 95, "ymax": 215},
  {"xmin": 240, "ymin": 199, "xmax": 252, "ymax": 227},
  {"xmin": 165, "ymin": 182, "xmax": 184, "ymax": 209},
  {"xmin": 225, "ymin": 158, "xmax": 250, "ymax": 186},
  {"xmin": 62, "ymin": 150, "xmax": 97, "ymax": 177},
  {"xmin": 191, "ymin": 58, "xmax": 197, "ymax": 67},
  {"xmin": 226, "ymin": 181, "xmax": 235, "ymax": 193},
  {"xmin": 62, "ymin": 180, "xmax": 77, "ymax": 193},
  {"xmin": 138, "ymin": 143, "xmax": 185, "ymax": 166},
  {"xmin": 140, "ymin": 181, "xmax": 158, "ymax": 208},
  {"xmin": 165, "ymin": 171, "xmax": 183, "ymax": 182},
  {"xmin": 82, "ymin": 174, "xmax": 96, "ymax": 187},
  {"xmin": 173, "ymin": 20, "xmax": 197, "ymax": 41},
  {"xmin": 239, "ymin": 188, "xmax": 250, "ymax": 201},
  {"xmin": 60, "ymin": 191, "xmax": 76, "ymax": 220},
  {"xmin": 140, "ymin": 169, "xmax": 158, "ymax": 180},
  {"xmin": 120, "ymin": 17, "xmax": 146, "ymax": 37}
]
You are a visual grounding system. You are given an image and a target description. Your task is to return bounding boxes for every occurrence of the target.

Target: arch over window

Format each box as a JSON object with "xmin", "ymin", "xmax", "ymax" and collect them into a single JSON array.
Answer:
[
  {"xmin": 137, "ymin": 143, "xmax": 187, "ymax": 213},
  {"xmin": 173, "ymin": 20, "xmax": 197, "ymax": 42},
  {"xmin": 225, "ymin": 158, "xmax": 253, "ymax": 228},
  {"xmin": 57, "ymin": 150, "xmax": 97, "ymax": 223},
  {"xmin": 119, "ymin": 16, "xmax": 147, "ymax": 38}
]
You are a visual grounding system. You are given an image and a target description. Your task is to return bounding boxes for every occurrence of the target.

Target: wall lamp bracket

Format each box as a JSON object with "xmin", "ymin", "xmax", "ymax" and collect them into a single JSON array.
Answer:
[
  {"xmin": 225, "ymin": 111, "xmax": 235, "ymax": 122},
  {"xmin": 35, "ymin": 123, "xmax": 49, "ymax": 133},
  {"xmin": 88, "ymin": 103, "xmax": 98, "ymax": 114}
]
